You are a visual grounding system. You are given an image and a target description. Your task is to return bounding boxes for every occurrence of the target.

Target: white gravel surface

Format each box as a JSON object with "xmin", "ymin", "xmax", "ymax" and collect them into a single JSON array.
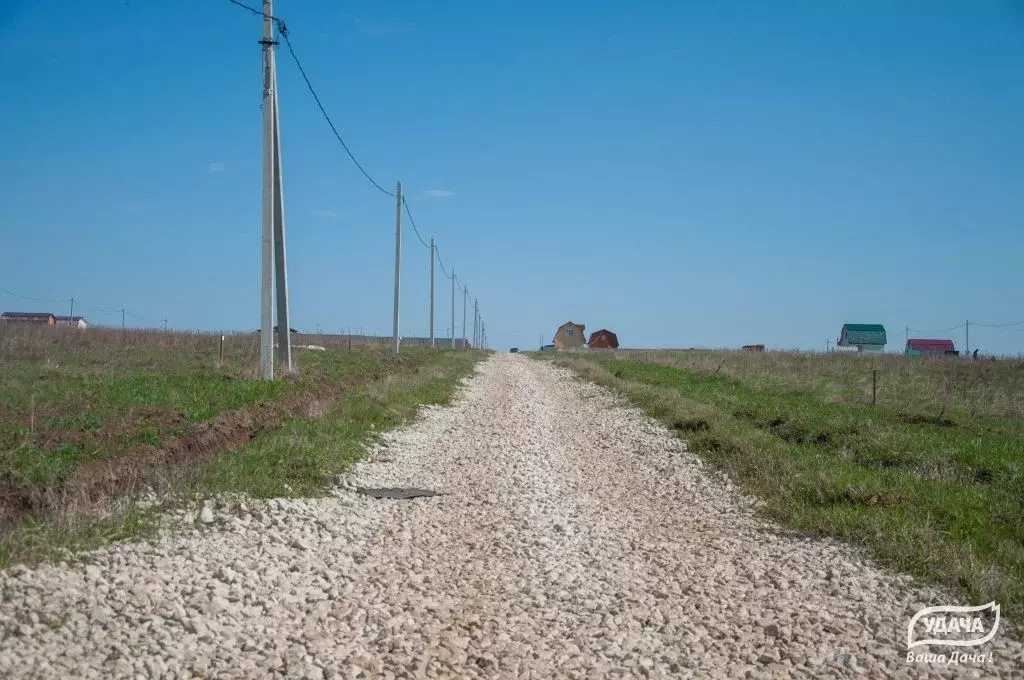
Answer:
[{"xmin": 1, "ymin": 354, "xmax": 1021, "ymax": 679}]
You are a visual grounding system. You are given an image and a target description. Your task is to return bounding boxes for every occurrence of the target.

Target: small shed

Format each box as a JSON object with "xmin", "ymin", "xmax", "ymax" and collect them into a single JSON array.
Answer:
[
  {"xmin": 742, "ymin": 344, "xmax": 765, "ymax": 352},
  {"xmin": 1, "ymin": 312, "xmax": 56, "ymax": 325},
  {"xmin": 588, "ymin": 329, "xmax": 619, "ymax": 349},
  {"xmin": 54, "ymin": 315, "xmax": 88, "ymax": 329},
  {"xmin": 906, "ymin": 339, "xmax": 956, "ymax": 356},
  {"xmin": 838, "ymin": 323, "xmax": 886, "ymax": 352},
  {"xmin": 553, "ymin": 321, "xmax": 586, "ymax": 349}
]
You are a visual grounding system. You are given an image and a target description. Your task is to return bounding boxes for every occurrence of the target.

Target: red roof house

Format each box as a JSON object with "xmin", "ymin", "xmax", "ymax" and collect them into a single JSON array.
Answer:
[
  {"xmin": 588, "ymin": 329, "xmax": 619, "ymax": 349},
  {"xmin": 905, "ymin": 338, "xmax": 956, "ymax": 356}
]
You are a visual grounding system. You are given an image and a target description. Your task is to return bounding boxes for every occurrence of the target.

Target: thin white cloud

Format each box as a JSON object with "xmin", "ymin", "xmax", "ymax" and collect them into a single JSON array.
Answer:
[
  {"xmin": 208, "ymin": 162, "xmax": 225, "ymax": 173},
  {"xmin": 423, "ymin": 189, "xmax": 454, "ymax": 198},
  {"xmin": 352, "ymin": 18, "xmax": 413, "ymax": 37},
  {"xmin": 308, "ymin": 209, "xmax": 346, "ymax": 219}
]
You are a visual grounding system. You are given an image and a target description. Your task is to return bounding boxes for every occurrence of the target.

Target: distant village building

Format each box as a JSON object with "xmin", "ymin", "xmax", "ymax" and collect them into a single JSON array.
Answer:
[
  {"xmin": 742, "ymin": 344, "xmax": 765, "ymax": 352},
  {"xmin": 553, "ymin": 321, "xmax": 586, "ymax": 349},
  {"xmin": 837, "ymin": 323, "xmax": 887, "ymax": 352},
  {"xmin": 0, "ymin": 312, "xmax": 56, "ymax": 325},
  {"xmin": 54, "ymin": 315, "xmax": 88, "ymax": 329},
  {"xmin": 588, "ymin": 329, "xmax": 619, "ymax": 349},
  {"xmin": 905, "ymin": 338, "xmax": 957, "ymax": 356}
]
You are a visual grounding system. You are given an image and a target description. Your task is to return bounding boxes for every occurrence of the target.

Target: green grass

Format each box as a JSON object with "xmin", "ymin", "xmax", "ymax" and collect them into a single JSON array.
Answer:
[
  {"xmin": 199, "ymin": 349, "xmax": 482, "ymax": 498},
  {"xmin": 0, "ymin": 322, "xmax": 487, "ymax": 566},
  {"xmin": 540, "ymin": 350, "xmax": 1024, "ymax": 619},
  {"xmin": 0, "ymin": 327, "xmax": 298, "ymax": 488},
  {"xmin": 0, "ymin": 507, "xmax": 161, "ymax": 570}
]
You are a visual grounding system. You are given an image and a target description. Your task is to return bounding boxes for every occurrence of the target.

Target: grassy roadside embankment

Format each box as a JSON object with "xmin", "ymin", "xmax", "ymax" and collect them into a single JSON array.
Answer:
[
  {"xmin": 0, "ymin": 324, "xmax": 485, "ymax": 565},
  {"xmin": 537, "ymin": 349, "xmax": 1024, "ymax": 619}
]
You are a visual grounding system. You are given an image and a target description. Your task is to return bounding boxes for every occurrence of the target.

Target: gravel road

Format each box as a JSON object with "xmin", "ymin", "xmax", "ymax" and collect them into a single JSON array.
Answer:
[{"xmin": 1, "ymin": 354, "xmax": 1021, "ymax": 679}]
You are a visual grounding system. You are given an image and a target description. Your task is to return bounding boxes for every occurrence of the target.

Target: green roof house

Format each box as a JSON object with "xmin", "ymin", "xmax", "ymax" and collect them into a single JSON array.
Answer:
[{"xmin": 838, "ymin": 323, "xmax": 886, "ymax": 352}]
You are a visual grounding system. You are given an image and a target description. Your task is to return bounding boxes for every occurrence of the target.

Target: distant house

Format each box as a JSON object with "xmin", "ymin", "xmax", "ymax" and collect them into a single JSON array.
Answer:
[
  {"xmin": 837, "ymin": 323, "xmax": 886, "ymax": 352},
  {"xmin": 1, "ymin": 312, "xmax": 56, "ymax": 325},
  {"xmin": 54, "ymin": 315, "xmax": 88, "ymax": 329},
  {"xmin": 588, "ymin": 329, "xmax": 619, "ymax": 349},
  {"xmin": 553, "ymin": 321, "xmax": 586, "ymax": 349},
  {"xmin": 742, "ymin": 344, "xmax": 765, "ymax": 352},
  {"xmin": 906, "ymin": 338, "xmax": 957, "ymax": 356}
]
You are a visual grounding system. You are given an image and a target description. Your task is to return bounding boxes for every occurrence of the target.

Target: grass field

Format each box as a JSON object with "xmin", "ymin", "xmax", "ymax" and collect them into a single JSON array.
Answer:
[
  {"xmin": 0, "ymin": 323, "xmax": 484, "ymax": 565},
  {"xmin": 539, "ymin": 349, "xmax": 1024, "ymax": 619}
]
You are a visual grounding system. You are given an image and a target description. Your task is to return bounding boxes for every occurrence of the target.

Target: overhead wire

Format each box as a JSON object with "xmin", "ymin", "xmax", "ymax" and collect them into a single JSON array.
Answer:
[
  {"xmin": 909, "ymin": 324, "xmax": 965, "ymax": 335},
  {"xmin": 435, "ymin": 246, "xmax": 452, "ymax": 280},
  {"xmin": 402, "ymin": 199, "xmax": 430, "ymax": 249},
  {"xmin": 226, "ymin": 0, "xmax": 482, "ymax": 341},
  {"xmin": 1, "ymin": 289, "xmax": 69, "ymax": 304},
  {"xmin": 225, "ymin": 0, "xmax": 281, "ymax": 22},
  {"xmin": 225, "ymin": 0, "xmax": 397, "ymax": 198},
  {"xmin": 972, "ymin": 320, "xmax": 1024, "ymax": 328}
]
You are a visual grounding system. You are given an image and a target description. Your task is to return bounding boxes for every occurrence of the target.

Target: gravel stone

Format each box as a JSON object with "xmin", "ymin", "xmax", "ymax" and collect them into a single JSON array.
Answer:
[{"xmin": 0, "ymin": 355, "xmax": 1022, "ymax": 678}]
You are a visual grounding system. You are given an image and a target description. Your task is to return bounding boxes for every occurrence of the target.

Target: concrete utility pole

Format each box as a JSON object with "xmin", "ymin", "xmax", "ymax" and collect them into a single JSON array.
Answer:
[
  {"xmin": 392, "ymin": 183, "xmax": 403, "ymax": 354},
  {"xmin": 121, "ymin": 309, "xmax": 125, "ymax": 330},
  {"xmin": 429, "ymin": 238, "xmax": 435, "ymax": 347},
  {"xmin": 905, "ymin": 325, "xmax": 909, "ymax": 349},
  {"xmin": 271, "ymin": 40, "xmax": 291, "ymax": 372},
  {"xmin": 450, "ymin": 270, "xmax": 456, "ymax": 348},
  {"xmin": 258, "ymin": 0, "xmax": 292, "ymax": 379},
  {"xmin": 69, "ymin": 298, "xmax": 74, "ymax": 321},
  {"xmin": 163, "ymin": 319, "xmax": 168, "ymax": 331},
  {"xmin": 965, "ymin": 320, "xmax": 969, "ymax": 356},
  {"xmin": 473, "ymin": 299, "xmax": 479, "ymax": 347},
  {"xmin": 462, "ymin": 286, "xmax": 468, "ymax": 348}
]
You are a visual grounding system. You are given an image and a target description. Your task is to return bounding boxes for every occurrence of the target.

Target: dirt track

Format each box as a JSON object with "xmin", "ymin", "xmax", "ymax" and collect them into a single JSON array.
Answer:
[{"xmin": 0, "ymin": 354, "xmax": 1021, "ymax": 678}]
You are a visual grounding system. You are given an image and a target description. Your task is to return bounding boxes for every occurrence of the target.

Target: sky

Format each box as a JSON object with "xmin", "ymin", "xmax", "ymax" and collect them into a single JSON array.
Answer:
[{"xmin": 2, "ymin": 1, "xmax": 1023, "ymax": 354}]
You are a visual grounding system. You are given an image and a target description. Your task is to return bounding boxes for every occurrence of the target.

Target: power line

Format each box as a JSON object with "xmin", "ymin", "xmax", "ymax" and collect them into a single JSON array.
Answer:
[
  {"xmin": 225, "ymin": 0, "xmax": 282, "ymax": 22},
  {"xmin": 435, "ymin": 245, "xmax": 452, "ymax": 279},
  {"xmin": 277, "ymin": 30, "xmax": 396, "ymax": 198},
  {"xmin": 0, "ymin": 289, "xmax": 69, "ymax": 304},
  {"xmin": 909, "ymin": 324, "xmax": 965, "ymax": 335},
  {"xmin": 226, "ymin": 1, "xmax": 397, "ymax": 197},
  {"xmin": 78, "ymin": 304, "xmax": 122, "ymax": 315},
  {"xmin": 402, "ymin": 199, "xmax": 430, "ymax": 249},
  {"xmin": 225, "ymin": 0, "xmax": 480, "ymax": 349},
  {"xmin": 972, "ymin": 320, "xmax": 1024, "ymax": 328}
]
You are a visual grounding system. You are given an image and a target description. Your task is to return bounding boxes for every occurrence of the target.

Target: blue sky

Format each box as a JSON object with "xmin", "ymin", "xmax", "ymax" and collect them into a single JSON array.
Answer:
[{"xmin": 2, "ymin": 1, "xmax": 1023, "ymax": 354}]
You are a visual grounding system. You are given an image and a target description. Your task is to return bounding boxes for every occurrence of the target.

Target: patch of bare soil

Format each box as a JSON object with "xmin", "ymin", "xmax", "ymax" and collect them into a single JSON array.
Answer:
[{"xmin": 0, "ymin": 385, "xmax": 349, "ymax": 529}]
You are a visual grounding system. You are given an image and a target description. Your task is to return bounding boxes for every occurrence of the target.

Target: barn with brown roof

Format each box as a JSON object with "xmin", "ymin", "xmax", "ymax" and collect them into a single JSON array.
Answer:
[{"xmin": 588, "ymin": 329, "xmax": 619, "ymax": 349}]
